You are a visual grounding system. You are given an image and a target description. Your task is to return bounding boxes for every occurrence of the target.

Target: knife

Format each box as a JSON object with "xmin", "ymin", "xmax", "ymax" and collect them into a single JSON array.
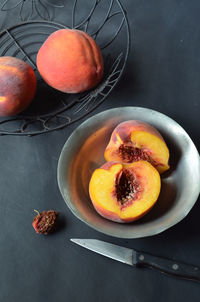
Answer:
[{"xmin": 70, "ymin": 239, "xmax": 200, "ymax": 283}]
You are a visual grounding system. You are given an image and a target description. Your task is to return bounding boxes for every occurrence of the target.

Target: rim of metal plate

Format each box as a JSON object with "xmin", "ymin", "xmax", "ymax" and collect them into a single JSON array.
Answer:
[{"xmin": 0, "ymin": 0, "xmax": 130, "ymax": 136}]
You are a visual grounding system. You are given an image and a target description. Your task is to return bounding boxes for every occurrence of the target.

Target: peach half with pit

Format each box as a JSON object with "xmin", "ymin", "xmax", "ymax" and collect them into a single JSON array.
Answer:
[
  {"xmin": 104, "ymin": 120, "xmax": 170, "ymax": 174},
  {"xmin": 89, "ymin": 160, "xmax": 161, "ymax": 223}
]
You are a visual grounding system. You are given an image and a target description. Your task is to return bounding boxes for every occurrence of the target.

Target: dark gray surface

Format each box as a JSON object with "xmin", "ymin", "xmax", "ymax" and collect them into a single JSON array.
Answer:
[{"xmin": 1, "ymin": 0, "xmax": 200, "ymax": 301}]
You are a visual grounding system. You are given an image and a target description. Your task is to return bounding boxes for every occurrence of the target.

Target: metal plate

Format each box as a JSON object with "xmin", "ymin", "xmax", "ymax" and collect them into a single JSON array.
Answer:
[{"xmin": 57, "ymin": 107, "xmax": 200, "ymax": 238}]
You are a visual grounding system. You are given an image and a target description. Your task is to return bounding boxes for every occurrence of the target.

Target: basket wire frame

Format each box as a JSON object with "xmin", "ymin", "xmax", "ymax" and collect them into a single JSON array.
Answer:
[
  {"xmin": 1, "ymin": 0, "xmax": 65, "ymax": 21},
  {"xmin": 0, "ymin": 0, "xmax": 130, "ymax": 136}
]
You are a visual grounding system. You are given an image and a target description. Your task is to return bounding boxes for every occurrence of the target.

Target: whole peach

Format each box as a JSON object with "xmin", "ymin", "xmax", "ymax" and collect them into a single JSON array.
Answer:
[
  {"xmin": 36, "ymin": 29, "xmax": 104, "ymax": 93},
  {"xmin": 0, "ymin": 56, "xmax": 36, "ymax": 116}
]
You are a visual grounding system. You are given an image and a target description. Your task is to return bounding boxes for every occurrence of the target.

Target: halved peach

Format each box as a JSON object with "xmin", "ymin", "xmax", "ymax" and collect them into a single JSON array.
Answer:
[
  {"xmin": 89, "ymin": 161, "xmax": 161, "ymax": 223},
  {"xmin": 104, "ymin": 120, "xmax": 170, "ymax": 174}
]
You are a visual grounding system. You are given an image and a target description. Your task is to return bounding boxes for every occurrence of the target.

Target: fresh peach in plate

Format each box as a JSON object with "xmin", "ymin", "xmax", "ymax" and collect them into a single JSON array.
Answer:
[
  {"xmin": 89, "ymin": 160, "xmax": 161, "ymax": 223},
  {"xmin": 104, "ymin": 120, "xmax": 170, "ymax": 174}
]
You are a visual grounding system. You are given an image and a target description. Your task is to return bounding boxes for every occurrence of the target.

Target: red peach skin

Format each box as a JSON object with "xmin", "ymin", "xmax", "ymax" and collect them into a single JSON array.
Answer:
[
  {"xmin": 0, "ymin": 56, "xmax": 36, "ymax": 116},
  {"xmin": 37, "ymin": 29, "xmax": 104, "ymax": 93}
]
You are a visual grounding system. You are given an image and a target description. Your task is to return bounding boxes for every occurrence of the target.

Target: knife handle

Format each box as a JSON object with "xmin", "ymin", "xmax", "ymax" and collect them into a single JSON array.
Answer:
[{"xmin": 134, "ymin": 250, "xmax": 200, "ymax": 282}]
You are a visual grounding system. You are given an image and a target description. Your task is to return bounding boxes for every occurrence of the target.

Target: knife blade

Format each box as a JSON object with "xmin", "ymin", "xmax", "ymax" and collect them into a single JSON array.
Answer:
[{"xmin": 70, "ymin": 239, "xmax": 200, "ymax": 283}]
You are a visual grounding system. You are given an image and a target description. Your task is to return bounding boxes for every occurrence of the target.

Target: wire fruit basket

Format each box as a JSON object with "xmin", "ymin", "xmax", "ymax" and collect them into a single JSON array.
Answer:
[{"xmin": 0, "ymin": 0, "xmax": 130, "ymax": 136}]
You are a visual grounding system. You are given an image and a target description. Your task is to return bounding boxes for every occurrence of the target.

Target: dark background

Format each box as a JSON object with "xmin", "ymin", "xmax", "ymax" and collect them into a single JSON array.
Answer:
[{"xmin": 1, "ymin": 0, "xmax": 200, "ymax": 301}]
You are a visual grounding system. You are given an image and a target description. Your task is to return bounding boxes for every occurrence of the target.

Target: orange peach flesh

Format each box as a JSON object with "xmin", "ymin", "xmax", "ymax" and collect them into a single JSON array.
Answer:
[
  {"xmin": 104, "ymin": 120, "xmax": 170, "ymax": 174},
  {"xmin": 89, "ymin": 161, "xmax": 161, "ymax": 223}
]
